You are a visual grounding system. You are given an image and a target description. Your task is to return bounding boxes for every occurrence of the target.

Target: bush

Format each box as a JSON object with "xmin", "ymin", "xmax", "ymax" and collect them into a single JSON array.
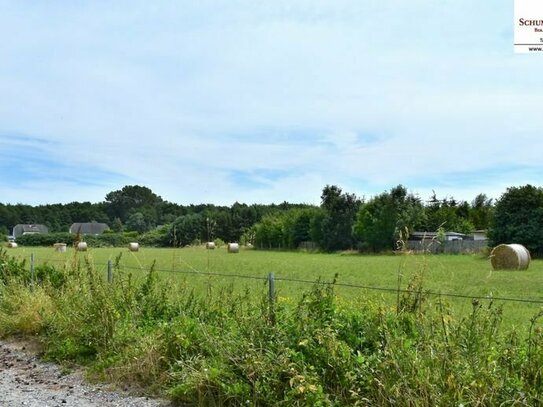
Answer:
[
  {"xmin": 0, "ymin": 248, "xmax": 28, "ymax": 283},
  {"xmin": 213, "ymin": 238, "xmax": 225, "ymax": 248},
  {"xmin": 15, "ymin": 233, "xmax": 136, "ymax": 248},
  {"xmin": 140, "ymin": 226, "xmax": 170, "ymax": 247},
  {"xmin": 16, "ymin": 233, "xmax": 75, "ymax": 247},
  {"xmin": 85, "ymin": 233, "xmax": 131, "ymax": 248}
]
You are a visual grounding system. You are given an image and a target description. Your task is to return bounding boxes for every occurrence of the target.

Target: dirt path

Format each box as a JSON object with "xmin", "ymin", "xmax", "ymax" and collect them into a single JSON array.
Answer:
[{"xmin": 0, "ymin": 339, "xmax": 173, "ymax": 407}]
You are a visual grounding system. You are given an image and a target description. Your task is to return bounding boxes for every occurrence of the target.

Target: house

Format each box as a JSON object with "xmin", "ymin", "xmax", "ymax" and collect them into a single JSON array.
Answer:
[
  {"xmin": 12, "ymin": 224, "xmax": 49, "ymax": 238},
  {"xmin": 69, "ymin": 222, "xmax": 109, "ymax": 235}
]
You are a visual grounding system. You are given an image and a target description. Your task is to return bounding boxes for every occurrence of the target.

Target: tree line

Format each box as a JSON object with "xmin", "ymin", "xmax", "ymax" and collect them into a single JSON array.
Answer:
[
  {"xmin": 2, "ymin": 184, "xmax": 542, "ymax": 254},
  {"xmin": 0, "ymin": 185, "xmax": 311, "ymax": 246},
  {"xmin": 250, "ymin": 184, "xmax": 494, "ymax": 252}
]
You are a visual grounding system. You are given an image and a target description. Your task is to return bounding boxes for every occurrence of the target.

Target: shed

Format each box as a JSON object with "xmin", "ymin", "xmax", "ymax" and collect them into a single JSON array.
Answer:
[
  {"xmin": 409, "ymin": 231, "xmax": 467, "ymax": 242},
  {"xmin": 472, "ymin": 230, "xmax": 488, "ymax": 241}
]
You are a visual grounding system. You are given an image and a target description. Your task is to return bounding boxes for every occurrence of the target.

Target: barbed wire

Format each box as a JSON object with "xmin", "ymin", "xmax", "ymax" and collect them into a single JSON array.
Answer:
[
  {"xmin": 120, "ymin": 265, "xmax": 543, "ymax": 305},
  {"xmin": 20, "ymin": 254, "xmax": 543, "ymax": 306}
]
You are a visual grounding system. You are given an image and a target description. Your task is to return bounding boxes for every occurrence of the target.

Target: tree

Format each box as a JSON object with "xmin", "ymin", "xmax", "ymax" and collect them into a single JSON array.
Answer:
[
  {"xmin": 424, "ymin": 194, "xmax": 474, "ymax": 234},
  {"xmin": 168, "ymin": 214, "xmax": 205, "ymax": 247},
  {"xmin": 317, "ymin": 185, "xmax": 361, "ymax": 251},
  {"xmin": 353, "ymin": 185, "xmax": 425, "ymax": 252},
  {"xmin": 287, "ymin": 208, "xmax": 319, "ymax": 248},
  {"xmin": 469, "ymin": 193, "xmax": 493, "ymax": 230},
  {"xmin": 104, "ymin": 185, "xmax": 163, "ymax": 222},
  {"xmin": 111, "ymin": 217, "xmax": 124, "ymax": 233},
  {"xmin": 490, "ymin": 185, "xmax": 543, "ymax": 255},
  {"xmin": 253, "ymin": 214, "xmax": 285, "ymax": 249},
  {"xmin": 125, "ymin": 212, "xmax": 148, "ymax": 233}
]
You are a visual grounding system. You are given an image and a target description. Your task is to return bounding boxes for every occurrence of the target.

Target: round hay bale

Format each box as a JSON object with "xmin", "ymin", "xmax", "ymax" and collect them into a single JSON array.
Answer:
[
  {"xmin": 54, "ymin": 243, "xmax": 67, "ymax": 253},
  {"xmin": 206, "ymin": 242, "xmax": 216, "ymax": 250},
  {"xmin": 227, "ymin": 243, "xmax": 239, "ymax": 253},
  {"xmin": 128, "ymin": 242, "xmax": 139, "ymax": 252},
  {"xmin": 77, "ymin": 242, "xmax": 88, "ymax": 252},
  {"xmin": 490, "ymin": 243, "xmax": 531, "ymax": 270},
  {"xmin": 7, "ymin": 242, "xmax": 17, "ymax": 249}
]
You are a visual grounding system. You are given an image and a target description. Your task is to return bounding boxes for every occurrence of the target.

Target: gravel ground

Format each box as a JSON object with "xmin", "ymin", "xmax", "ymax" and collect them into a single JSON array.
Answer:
[{"xmin": 0, "ymin": 339, "xmax": 174, "ymax": 407}]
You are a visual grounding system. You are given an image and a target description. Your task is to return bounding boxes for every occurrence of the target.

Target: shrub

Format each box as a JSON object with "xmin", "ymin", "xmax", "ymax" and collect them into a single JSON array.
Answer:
[
  {"xmin": 0, "ymin": 248, "xmax": 28, "ymax": 283},
  {"xmin": 16, "ymin": 233, "xmax": 75, "ymax": 247},
  {"xmin": 85, "ymin": 233, "xmax": 131, "ymax": 248},
  {"xmin": 140, "ymin": 226, "xmax": 169, "ymax": 247}
]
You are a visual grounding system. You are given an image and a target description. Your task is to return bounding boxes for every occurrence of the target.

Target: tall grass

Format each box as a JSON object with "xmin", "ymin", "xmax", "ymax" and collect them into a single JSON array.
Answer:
[{"xmin": 1, "ymin": 247, "xmax": 543, "ymax": 406}]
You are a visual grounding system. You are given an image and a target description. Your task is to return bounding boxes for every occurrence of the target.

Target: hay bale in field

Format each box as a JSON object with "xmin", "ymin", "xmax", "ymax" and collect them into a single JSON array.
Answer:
[
  {"xmin": 206, "ymin": 242, "xmax": 216, "ymax": 250},
  {"xmin": 227, "ymin": 243, "xmax": 239, "ymax": 253},
  {"xmin": 54, "ymin": 243, "xmax": 67, "ymax": 253},
  {"xmin": 77, "ymin": 242, "xmax": 88, "ymax": 252},
  {"xmin": 7, "ymin": 242, "xmax": 17, "ymax": 248},
  {"xmin": 490, "ymin": 244, "xmax": 530, "ymax": 270},
  {"xmin": 128, "ymin": 242, "xmax": 139, "ymax": 252}
]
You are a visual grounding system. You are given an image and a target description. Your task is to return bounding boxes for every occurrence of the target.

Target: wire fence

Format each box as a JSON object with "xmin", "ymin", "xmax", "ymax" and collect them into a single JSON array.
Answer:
[{"xmin": 21, "ymin": 253, "xmax": 543, "ymax": 307}]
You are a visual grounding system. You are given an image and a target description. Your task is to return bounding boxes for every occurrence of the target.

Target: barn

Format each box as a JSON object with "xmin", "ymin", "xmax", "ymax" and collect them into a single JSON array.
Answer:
[{"xmin": 12, "ymin": 224, "xmax": 49, "ymax": 238}]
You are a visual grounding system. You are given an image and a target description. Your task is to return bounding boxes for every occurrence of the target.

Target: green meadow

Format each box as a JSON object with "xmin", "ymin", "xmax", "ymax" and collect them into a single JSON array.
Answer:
[
  {"xmin": 4, "ymin": 245, "xmax": 543, "ymax": 404},
  {"xmin": 6, "ymin": 245, "xmax": 543, "ymax": 330}
]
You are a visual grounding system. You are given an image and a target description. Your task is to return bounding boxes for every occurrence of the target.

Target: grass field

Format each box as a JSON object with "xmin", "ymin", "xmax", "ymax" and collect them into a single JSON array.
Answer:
[
  {"xmin": 4, "ymin": 245, "xmax": 543, "ymax": 404},
  {"xmin": 5, "ymin": 245, "xmax": 543, "ymax": 330}
]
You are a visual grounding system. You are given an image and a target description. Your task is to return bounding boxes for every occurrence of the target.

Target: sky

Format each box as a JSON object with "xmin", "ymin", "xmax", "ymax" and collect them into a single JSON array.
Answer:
[{"xmin": 1, "ymin": 1, "xmax": 542, "ymax": 206}]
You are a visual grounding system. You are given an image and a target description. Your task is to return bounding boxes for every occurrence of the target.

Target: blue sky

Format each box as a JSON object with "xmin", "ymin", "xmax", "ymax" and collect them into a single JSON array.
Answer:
[{"xmin": 1, "ymin": 1, "xmax": 542, "ymax": 206}]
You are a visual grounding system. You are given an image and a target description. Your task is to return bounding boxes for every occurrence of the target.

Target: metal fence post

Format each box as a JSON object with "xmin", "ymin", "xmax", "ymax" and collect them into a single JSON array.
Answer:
[
  {"xmin": 30, "ymin": 253, "xmax": 35, "ymax": 291},
  {"xmin": 268, "ymin": 272, "xmax": 275, "ymax": 324},
  {"xmin": 107, "ymin": 259, "xmax": 113, "ymax": 284}
]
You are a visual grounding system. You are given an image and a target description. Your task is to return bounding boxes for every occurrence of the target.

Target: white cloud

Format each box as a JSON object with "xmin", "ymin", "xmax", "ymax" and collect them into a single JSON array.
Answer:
[{"xmin": 0, "ymin": 1, "xmax": 542, "ymax": 205}]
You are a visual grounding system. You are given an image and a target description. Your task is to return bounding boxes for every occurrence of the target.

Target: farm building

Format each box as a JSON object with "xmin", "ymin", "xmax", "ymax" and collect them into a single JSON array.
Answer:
[
  {"xmin": 12, "ymin": 224, "xmax": 49, "ymax": 238},
  {"xmin": 409, "ymin": 231, "xmax": 467, "ymax": 241},
  {"xmin": 472, "ymin": 230, "xmax": 488, "ymax": 241},
  {"xmin": 407, "ymin": 230, "xmax": 488, "ymax": 254},
  {"xmin": 70, "ymin": 222, "xmax": 109, "ymax": 235}
]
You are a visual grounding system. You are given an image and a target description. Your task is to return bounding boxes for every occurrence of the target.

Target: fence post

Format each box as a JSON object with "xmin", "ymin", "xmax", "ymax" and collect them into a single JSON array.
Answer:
[
  {"xmin": 268, "ymin": 272, "xmax": 275, "ymax": 325},
  {"xmin": 107, "ymin": 259, "xmax": 113, "ymax": 284},
  {"xmin": 30, "ymin": 253, "xmax": 35, "ymax": 291}
]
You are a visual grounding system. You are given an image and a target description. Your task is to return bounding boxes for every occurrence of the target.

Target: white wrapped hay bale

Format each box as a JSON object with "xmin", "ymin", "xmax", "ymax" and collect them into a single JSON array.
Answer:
[
  {"xmin": 129, "ymin": 242, "xmax": 139, "ymax": 252},
  {"xmin": 77, "ymin": 242, "xmax": 88, "ymax": 252},
  {"xmin": 206, "ymin": 242, "xmax": 216, "ymax": 250},
  {"xmin": 54, "ymin": 243, "xmax": 67, "ymax": 253},
  {"xmin": 227, "ymin": 243, "xmax": 239, "ymax": 253},
  {"xmin": 490, "ymin": 244, "xmax": 531, "ymax": 270},
  {"xmin": 7, "ymin": 242, "xmax": 17, "ymax": 248}
]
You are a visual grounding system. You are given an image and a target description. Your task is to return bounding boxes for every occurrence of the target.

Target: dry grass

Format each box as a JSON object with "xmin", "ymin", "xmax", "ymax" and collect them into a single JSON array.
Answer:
[{"xmin": 0, "ymin": 285, "xmax": 55, "ymax": 336}]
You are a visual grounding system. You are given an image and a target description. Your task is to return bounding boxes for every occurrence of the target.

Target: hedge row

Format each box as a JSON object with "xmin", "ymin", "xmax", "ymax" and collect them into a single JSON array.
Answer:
[{"xmin": 15, "ymin": 233, "xmax": 134, "ymax": 248}]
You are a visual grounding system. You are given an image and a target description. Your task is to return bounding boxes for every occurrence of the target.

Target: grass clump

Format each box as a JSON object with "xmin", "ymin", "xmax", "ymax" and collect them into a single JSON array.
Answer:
[{"xmin": 2, "ymin": 248, "xmax": 543, "ymax": 405}]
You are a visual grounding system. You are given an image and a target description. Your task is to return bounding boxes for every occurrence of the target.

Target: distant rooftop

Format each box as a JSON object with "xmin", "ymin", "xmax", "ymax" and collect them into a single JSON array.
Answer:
[
  {"xmin": 12, "ymin": 224, "xmax": 49, "ymax": 238},
  {"xmin": 70, "ymin": 222, "xmax": 109, "ymax": 235}
]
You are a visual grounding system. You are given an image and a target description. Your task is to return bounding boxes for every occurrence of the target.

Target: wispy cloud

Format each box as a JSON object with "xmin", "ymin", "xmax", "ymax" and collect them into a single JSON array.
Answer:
[
  {"xmin": 0, "ymin": 133, "xmax": 127, "ymax": 203},
  {"xmin": 229, "ymin": 168, "xmax": 293, "ymax": 189}
]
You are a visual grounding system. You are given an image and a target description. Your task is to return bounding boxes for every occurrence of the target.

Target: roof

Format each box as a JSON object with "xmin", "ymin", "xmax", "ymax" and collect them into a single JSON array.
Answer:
[
  {"xmin": 12, "ymin": 224, "xmax": 49, "ymax": 237},
  {"xmin": 70, "ymin": 222, "xmax": 109, "ymax": 235},
  {"xmin": 410, "ymin": 231, "xmax": 466, "ymax": 238}
]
